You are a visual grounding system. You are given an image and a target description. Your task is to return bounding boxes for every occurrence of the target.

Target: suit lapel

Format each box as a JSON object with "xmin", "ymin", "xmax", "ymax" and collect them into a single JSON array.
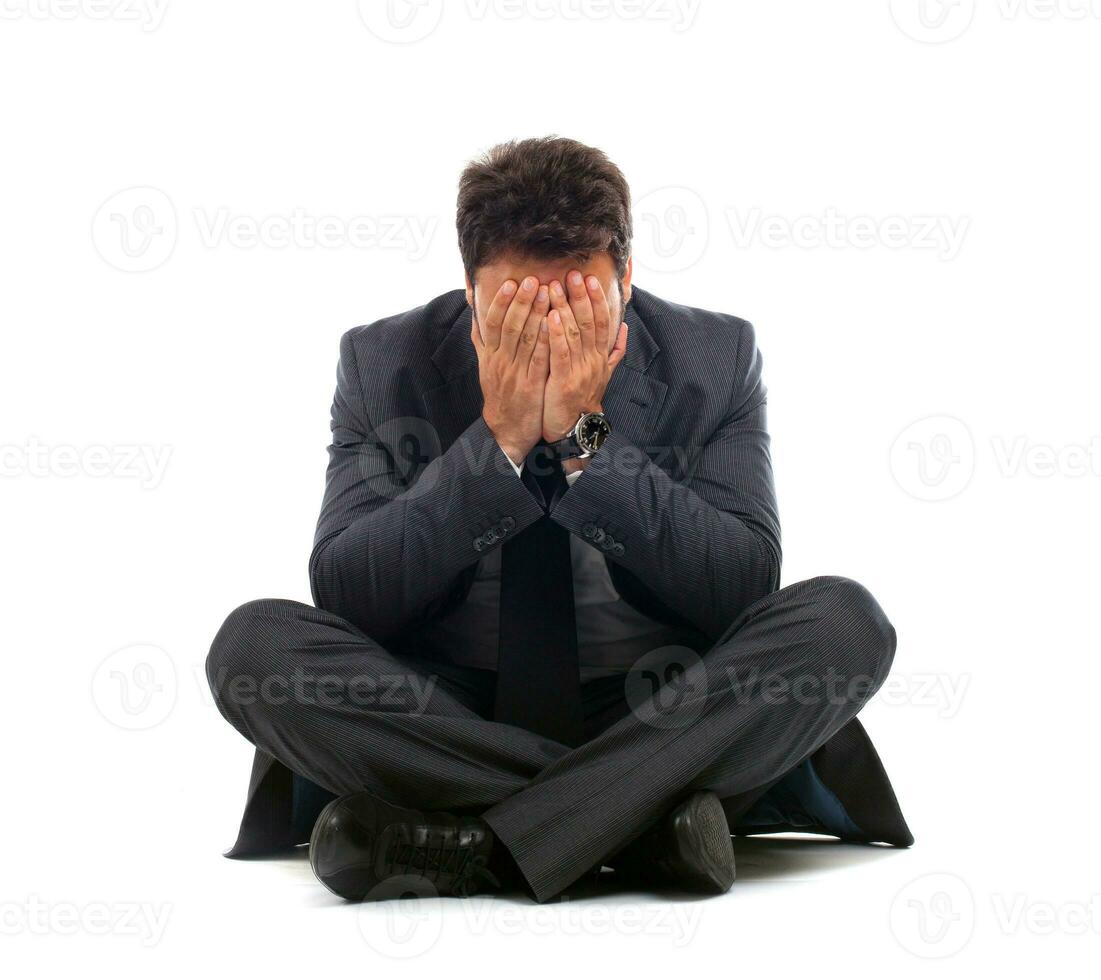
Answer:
[
  {"xmin": 601, "ymin": 298, "xmax": 667, "ymax": 449},
  {"xmin": 421, "ymin": 296, "xmax": 667, "ymax": 454},
  {"xmin": 422, "ymin": 304, "xmax": 483, "ymax": 452}
]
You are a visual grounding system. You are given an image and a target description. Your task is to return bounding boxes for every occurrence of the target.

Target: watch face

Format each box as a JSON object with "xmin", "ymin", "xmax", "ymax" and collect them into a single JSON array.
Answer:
[{"xmin": 577, "ymin": 413, "xmax": 611, "ymax": 453}]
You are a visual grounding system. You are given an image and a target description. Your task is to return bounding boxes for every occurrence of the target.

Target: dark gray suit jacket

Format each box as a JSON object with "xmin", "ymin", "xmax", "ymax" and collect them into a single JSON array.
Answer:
[{"xmin": 225, "ymin": 287, "xmax": 912, "ymax": 856}]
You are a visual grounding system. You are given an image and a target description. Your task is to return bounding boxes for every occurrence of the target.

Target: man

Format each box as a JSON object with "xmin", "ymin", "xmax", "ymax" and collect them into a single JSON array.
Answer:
[{"xmin": 207, "ymin": 136, "xmax": 912, "ymax": 904}]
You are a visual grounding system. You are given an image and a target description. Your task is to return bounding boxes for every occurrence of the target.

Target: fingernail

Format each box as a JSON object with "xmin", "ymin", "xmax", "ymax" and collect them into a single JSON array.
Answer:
[
  {"xmin": 587, "ymin": 276, "xmax": 599, "ymax": 290},
  {"xmin": 550, "ymin": 281, "xmax": 563, "ymax": 295},
  {"xmin": 537, "ymin": 285, "xmax": 548, "ymax": 302},
  {"xmin": 568, "ymin": 271, "xmax": 583, "ymax": 286},
  {"xmin": 502, "ymin": 280, "xmax": 516, "ymax": 294},
  {"xmin": 521, "ymin": 276, "xmax": 535, "ymax": 292}
]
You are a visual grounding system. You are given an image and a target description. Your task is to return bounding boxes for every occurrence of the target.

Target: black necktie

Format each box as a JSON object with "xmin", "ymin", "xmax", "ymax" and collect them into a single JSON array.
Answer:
[{"xmin": 494, "ymin": 444, "xmax": 584, "ymax": 746}]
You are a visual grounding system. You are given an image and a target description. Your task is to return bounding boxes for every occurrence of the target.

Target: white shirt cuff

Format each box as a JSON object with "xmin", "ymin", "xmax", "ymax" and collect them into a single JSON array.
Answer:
[
  {"xmin": 499, "ymin": 443, "xmax": 582, "ymax": 486},
  {"xmin": 501, "ymin": 447, "xmax": 523, "ymax": 478}
]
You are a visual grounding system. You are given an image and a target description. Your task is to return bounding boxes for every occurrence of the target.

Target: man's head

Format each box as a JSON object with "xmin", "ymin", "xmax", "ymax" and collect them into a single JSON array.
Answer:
[{"xmin": 457, "ymin": 136, "xmax": 633, "ymax": 349}]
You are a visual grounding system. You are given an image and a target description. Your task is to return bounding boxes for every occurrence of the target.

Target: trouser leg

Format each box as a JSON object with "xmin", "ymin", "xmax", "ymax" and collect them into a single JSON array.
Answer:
[
  {"xmin": 483, "ymin": 576, "xmax": 897, "ymax": 902},
  {"xmin": 206, "ymin": 598, "xmax": 567, "ymax": 811}
]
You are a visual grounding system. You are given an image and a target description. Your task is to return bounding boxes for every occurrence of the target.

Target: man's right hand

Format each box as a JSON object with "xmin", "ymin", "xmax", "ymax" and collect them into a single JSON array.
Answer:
[{"xmin": 472, "ymin": 276, "xmax": 551, "ymax": 467}]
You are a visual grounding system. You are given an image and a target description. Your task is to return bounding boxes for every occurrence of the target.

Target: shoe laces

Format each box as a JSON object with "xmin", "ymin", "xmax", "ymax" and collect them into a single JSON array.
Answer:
[{"xmin": 386, "ymin": 836, "xmax": 499, "ymax": 897}]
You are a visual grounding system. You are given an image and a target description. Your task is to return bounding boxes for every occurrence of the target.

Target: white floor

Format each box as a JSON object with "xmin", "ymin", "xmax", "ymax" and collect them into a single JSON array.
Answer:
[{"xmin": 6, "ymin": 777, "xmax": 1092, "ymax": 978}]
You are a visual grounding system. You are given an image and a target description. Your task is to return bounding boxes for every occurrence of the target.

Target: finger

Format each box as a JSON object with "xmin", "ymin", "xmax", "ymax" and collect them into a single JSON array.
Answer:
[
  {"xmin": 607, "ymin": 322, "xmax": 629, "ymax": 372},
  {"xmin": 529, "ymin": 315, "xmax": 550, "ymax": 380},
  {"xmin": 483, "ymin": 279, "xmax": 518, "ymax": 350},
  {"xmin": 586, "ymin": 275, "xmax": 611, "ymax": 354},
  {"xmin": 470, "ymin": 309, "xmax": 483, "ymax": 355},
  {"xmin": 518, "ymin": 283, "xmax": 549, "ymax": 365},
  {"xmin": 500, "ymin": 275, "xmax": 539, "ymax": 357},
  {"xmin": 549, "ymin": 279, "xmax": 582, "ymax": 358},
  {"xmin": 565, "ymin": 269, "xmax": 595, "ymax": 354},
  {"xmin": 547, "ymin": 308, "xmax": 572, "ymax": 376}
]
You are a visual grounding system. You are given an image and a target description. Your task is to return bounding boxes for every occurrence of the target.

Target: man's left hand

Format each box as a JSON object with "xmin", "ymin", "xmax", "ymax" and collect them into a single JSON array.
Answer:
[{"xmin": 542, "ymin": 270, "xmax": 628, "ymax": 443}]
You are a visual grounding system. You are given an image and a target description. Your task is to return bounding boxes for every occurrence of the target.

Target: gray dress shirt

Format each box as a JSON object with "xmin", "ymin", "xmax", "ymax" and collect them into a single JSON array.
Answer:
[{"xmin": 415, "ymin": 465, "xmax": 696, "ymax": 679}]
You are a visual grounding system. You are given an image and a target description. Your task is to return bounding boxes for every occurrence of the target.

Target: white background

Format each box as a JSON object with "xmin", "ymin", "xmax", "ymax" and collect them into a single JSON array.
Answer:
[{"xmin": 2, "ymin": 0, "xmax": 1099, "ymax": 975}]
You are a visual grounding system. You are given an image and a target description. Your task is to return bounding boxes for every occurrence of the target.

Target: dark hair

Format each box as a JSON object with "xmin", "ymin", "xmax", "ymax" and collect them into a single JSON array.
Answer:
[{"xmin": 456, "ymin": 136, "xmax": 632, "ymax": 281}]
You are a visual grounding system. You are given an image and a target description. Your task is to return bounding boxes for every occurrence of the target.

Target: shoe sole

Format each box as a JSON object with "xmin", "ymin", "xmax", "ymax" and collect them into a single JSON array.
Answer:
[{"xmin": 672, "ymin": 791, "xmax": 737, "ymax": 893}]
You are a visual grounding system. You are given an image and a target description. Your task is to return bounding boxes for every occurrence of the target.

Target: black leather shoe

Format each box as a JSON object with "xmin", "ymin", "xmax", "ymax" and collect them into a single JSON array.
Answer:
[
  {"xmin": 309, "ymin": 790, "xmax": 498, "ymax": 901},
  {"xmin": 613, "ymin": 791, "xmax": 736, "ymax": 894}
]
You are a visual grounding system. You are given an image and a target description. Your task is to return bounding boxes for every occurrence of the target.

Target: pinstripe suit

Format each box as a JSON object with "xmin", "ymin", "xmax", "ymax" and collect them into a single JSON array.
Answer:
[{"xmin": 207, "ymin": 287, "xmax": 912, "ymax": 901}]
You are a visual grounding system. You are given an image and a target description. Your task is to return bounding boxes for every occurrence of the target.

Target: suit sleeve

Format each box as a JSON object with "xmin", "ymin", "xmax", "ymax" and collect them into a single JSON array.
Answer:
[
  {"xmin": 309, "ymin": 330, "xmax": 545, "ymax": 639},
  {"xmin": 549, "ymin": 322, "xmax": 781, "ymax": 639}
]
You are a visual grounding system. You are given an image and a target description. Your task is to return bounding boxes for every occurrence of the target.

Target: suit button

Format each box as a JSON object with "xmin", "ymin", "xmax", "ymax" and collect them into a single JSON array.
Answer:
[
  {"xmin": 473, "ymin": 536, "xmax": 485, "ymax": 552},
  {"xmin": 612, "ymin": 542, "xmax": 625, "ymax": 557},
  {"xmin": 591, "ymin": 527, "xmax": 606, "ymax": 544},
  {"xmin": 582, "ymin": 523, "xmax": 595, "ymax": 539},
  {"xmin": 501, "ymin": 516, "xmax": 516, "ymax": 531},
  {"xmin": 600, "ymin": 535, "xmax": 615, "ymax": 551},
  {"xmin": 484, "ymin": 528, "xmax": 499, "ymax": 544}
]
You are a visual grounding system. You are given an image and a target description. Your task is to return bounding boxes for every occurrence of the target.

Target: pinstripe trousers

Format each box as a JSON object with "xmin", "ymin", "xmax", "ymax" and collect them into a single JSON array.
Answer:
[{"xmin": 207, "ymin": 574, "xmax": 895, "ymax": 902}]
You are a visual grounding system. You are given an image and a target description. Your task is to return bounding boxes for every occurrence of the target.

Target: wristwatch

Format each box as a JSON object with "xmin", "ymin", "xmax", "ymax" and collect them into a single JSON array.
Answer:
[{"xmin": 549, "ymin": 411, "xmax": 611, "ymax": 460}]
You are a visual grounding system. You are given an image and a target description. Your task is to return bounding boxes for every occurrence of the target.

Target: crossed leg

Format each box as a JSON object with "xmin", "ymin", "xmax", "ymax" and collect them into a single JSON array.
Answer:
[{"xmin": 207, "ymin": 576, "xmax": 895, "ymax": 902}]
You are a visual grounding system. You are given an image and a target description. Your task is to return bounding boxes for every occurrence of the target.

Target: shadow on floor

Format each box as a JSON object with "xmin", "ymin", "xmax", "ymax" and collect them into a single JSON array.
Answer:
[{"xmin": 259, "ymin": 834, "xmax": 904, "ymax": 906}]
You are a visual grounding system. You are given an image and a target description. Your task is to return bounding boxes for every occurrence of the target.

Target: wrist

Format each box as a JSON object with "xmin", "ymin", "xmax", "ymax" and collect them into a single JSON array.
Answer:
[
  {"xmin": 482, "ymin": 412, "xmax": 530, "ymax": 466},
  {"xmin": 546, "ymin": 404, "xmax": 603, "ymax": 443}
]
